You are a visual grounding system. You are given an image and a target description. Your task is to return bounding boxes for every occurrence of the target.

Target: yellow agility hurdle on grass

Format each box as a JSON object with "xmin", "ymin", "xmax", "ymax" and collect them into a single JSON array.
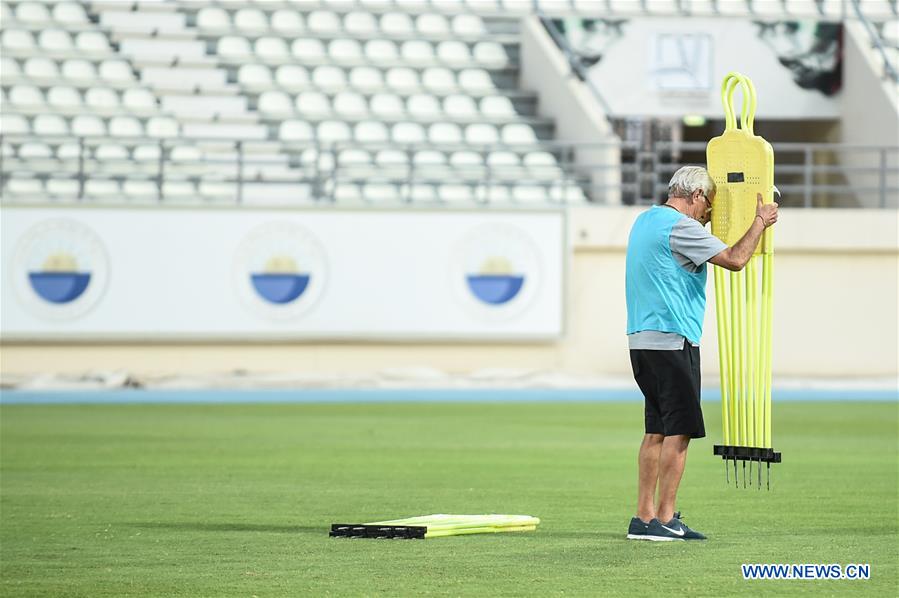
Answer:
[{"xmin": 706, "ymin": 72, "xmax": 781, "ymax": 490}]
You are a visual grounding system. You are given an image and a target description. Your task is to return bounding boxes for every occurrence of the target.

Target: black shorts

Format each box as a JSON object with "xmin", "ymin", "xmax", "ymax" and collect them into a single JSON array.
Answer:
[{"xmin": 629, "ymin": 340, "xmax": 705, "ymax": 438}]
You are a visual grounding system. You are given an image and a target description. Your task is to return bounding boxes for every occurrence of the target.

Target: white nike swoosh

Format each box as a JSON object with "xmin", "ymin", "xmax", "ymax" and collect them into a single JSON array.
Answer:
[{"xmin": 661, "ymin": 524, "xmax": 685, "ymax": 537}]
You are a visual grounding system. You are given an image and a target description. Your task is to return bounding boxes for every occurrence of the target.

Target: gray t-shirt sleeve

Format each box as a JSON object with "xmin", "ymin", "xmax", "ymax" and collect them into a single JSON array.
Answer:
[{"xmin": 669, "ymin": 217, "xmax": 728, "ymax": 270}]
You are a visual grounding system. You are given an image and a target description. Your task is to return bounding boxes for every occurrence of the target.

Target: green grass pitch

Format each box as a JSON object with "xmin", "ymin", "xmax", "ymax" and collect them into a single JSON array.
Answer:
[{"xmin": 1, "ymin": 400, "xmax": 896, "ymax": 596}]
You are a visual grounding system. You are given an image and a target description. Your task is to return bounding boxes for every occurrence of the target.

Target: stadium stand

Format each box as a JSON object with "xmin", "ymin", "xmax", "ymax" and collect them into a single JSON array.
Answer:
[{"xmin": 0, "ymin": 0, "xmax": 896, "ymax": 206}]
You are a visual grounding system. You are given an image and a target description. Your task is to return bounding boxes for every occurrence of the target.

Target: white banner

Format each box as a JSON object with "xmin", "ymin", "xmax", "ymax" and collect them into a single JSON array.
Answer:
[{"xmin": 1, "ymin": 206, "xmax": 566, "ymax": 340}]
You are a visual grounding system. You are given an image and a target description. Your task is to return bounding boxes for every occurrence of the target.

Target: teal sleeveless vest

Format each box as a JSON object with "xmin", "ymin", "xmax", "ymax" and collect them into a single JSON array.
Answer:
[{"xmin": 626, "ymin": 206, "xmax": 707, "ymax": 345}]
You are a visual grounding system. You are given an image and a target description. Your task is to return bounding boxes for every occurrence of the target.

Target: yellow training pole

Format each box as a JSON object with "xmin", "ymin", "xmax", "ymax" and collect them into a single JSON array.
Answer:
[
  {"xmin": 735, "ymin": 269, "xmax": 747, "ymax": 447},
  {"xmin": 714, "ymin": 265, "xmax": 730, "ymax": 446},
  {"xmin": 763, "ymin": 250, "xmax": 774, "ymax": 448},
  {"xmin": 745, "ymin": 258, "xmax": 756, "ymax": 447},
  {"xmin": 728, "ymin": 270, "xmax": 739, "ymax": 445}
]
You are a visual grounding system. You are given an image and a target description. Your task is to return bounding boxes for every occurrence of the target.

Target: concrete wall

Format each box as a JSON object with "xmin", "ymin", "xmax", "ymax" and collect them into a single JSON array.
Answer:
[
  {"xmin": 839, "ymin": 21, "xmax": 899, "ymax": 208},
  {"xmin": 519, "ymin": 16, "xmax": 622, "ymax": 204},
  {"xmin": 2, "ymin": 208, "xmax": 896, "ymax": 381}
]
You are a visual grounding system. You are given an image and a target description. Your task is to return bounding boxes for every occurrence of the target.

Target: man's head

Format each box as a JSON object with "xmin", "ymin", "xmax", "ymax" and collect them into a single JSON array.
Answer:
[{"xmin": 667, "ymin": 166, "xmax": 716, "ymax": 226}]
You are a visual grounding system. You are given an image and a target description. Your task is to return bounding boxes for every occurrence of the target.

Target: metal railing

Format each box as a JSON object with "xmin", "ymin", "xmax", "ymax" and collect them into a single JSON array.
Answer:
[{"xmin": 1, "ymin": 134, "xmax": 896, "ymax": 208}]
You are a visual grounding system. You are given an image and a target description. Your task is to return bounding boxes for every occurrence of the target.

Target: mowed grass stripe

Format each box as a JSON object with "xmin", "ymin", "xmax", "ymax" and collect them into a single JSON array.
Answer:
[{"xmin": 1, "ymin": 401, "xmax": 896, "ymax": 597}]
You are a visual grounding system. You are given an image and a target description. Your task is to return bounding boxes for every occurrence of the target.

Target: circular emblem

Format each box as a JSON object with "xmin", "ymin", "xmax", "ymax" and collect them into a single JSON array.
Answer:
[
  {"xmin": 233, "ymin": 222, "xmax": 328, "ymax": 320},
  {"xmin": 11, "ymin": 218, "xmax": 110, "ymax": 321},
  {"xmin": 451, "ymin": 223, "xmax": 542, "ymax": 321}
]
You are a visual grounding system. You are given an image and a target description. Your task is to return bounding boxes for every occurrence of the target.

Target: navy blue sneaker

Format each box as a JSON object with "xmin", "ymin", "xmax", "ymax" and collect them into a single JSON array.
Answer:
[
  {"xmin": 625, "ymin": 517, "xmax": 651, "ymax": 540},
  {"xmin": 644, "ymin": 516, "xmax": 707, "ymax": 541}
]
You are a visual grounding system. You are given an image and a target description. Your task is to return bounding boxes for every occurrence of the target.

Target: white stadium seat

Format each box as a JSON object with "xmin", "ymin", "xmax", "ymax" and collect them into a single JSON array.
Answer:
[
  {"xmin": 47, "ymin": 178, "xmax": 80, "ymax": 197},
  {"xmin": 256, "ymin": 37, "xmax": 290, "ymax": 60},
  {"xmin": 1, "ymin": 114, "xmax": 31, "ymax": 135},
  {"xmin": 218, "ymin": 36, "xmax": 253, "ymax": 58},
  {"xmin": 2, "ymin": 57, "xmax": 21, "ymax": 78},
  {"xmin": 480, "ymin": 96, "xmax": 516, "ymax": 117},
  {"xmin": 6, "ymin": 176, "xmax": 43, "ymax": 197},
  {"xmin": 386, "ymin": 67, "xmax": 419, "ymax": 89},
  {"xmin": 437, "ymin": 41, "xmax": 472, "ymax": 63},
  {"xmin": 62, "ymin": 59, "xmax": 97, "ymax": 80},
  {"xmin": 296, "ymin": 91, "xmax": 331, "ymax": 115},
  {"xmin": 197, "ymin": 7, "xmax": 230, "ymax": 30},
  {"xmin": 95, "ymin": 143, "xmax": 129, "ymax": 161},
  {"xmin": 275, "ymin": 65, "xmax": 310, "ymax": 89},
  {"xmin": 414, "ymin": 150, "xmax": 446, "ymax": 166},
  {"xmin": 17, "ymin": 2, "xmax": 51, "ymax": 23},
  {"xmin": 465, "ymin": 123, "xmax": 499, "ymax": 145},
  {"xmin": 312, "ymin": 66, "xmax": 347, "ymax": 87},
  {"xmin": 417, "ymin": 14, "xmax": 450, "ymax": 35},
  {"xmin": 34, "ymin": 115, "xmax": 68, "ymax": 135},
  {"xmin": 338, "ymin": 149, "xmax": 371, "ymax": 164},
  {"xmin": 349, "ymin": 66, "xmax": 384, "ymax": 89},
  {"xmin": 370, "ymin": 93, "xmax": 405, "ymax": 117},
  {"xmin": 85, "ymin": 87, "xmax": 119, "ymax": 110},
  {"xmin": 99, "ymin": 60, "xmax": 134, "ymax": 82},
  {"xmin": 365, "ymin": 39, "xmax": 399, "ymax": 62},
  {"xmin": 54, "ymin": 2, "xmax": 88, "ymax": 24},
  {"xmin": 272, "ymin": 10, "xmax": 304, "ymax": 33},
  {"xmin": 439, "ymin": 183, "xmax": 475, "ymax": 203},
  {"xmin": 9, "ymin": 85, "xmax": 45, "ymax": 107},
  {"xmin": 374, "ymin": 149, "xmax": 408, "ymax": 166},
  {"xmin": 444, "ymin": 94, "xmax": 479, "ymax": 118},
  {"xmin": 109, "ymin": 116, "xmax": 144, "ymax": 137},
  {"xmin": 333, "ymin": 92, "xmax": 368, "ymax": 116},
  {"xmin": 76, "ymin": 32, "xmax": 112, "ymax": 53},
  {"xmin": 72, "ymin": 115, "xmax": 106, "ymax": 137},
  {"xmin": 344, "ymin": 11, "xmax": 378, "ymax": 35},
  {"xmin": 147, "ymin": 116, "xmax": 179, "ymax": 137},
  {"xmin": 124, "ymin": 180, "xmax": 159, "ymax": 200},
  {"xmin": 258, "ymin": 91, "xmax": 294, "ymax": 114},
  {"xmin": 307, "ymin": 11, "xmax": 342, "ymax": 33},
  {"xmin": 450, "ymin": 151, "xmax": 482, "ymax": 167},
  {"xmin": 407, "ymin": 94, "xmax": 441, "ymax": 117},
  {"xmin": 459, "ymin": 68, "xmax": 495, "ymax": 90},
  {"xmin": 234, "ymin": 8, "xmax": 269, "ymax": 31},
  {"xmin": 392, "ymin": 122, "xmax": 426, "ymax": 143},
  {"xmin": 47, "ymin": 86, "xmax": 81, "ymax": 108},
  {"xmin": 401, "ymin": 40, "xmax": 436, "ymax": 63},
  {"xmin": 452, "ymin": 14, "xmax": 486, "ymax": 36},
  {"xmin": 133, "ymin": 144, "xmax": 161, "ymax": 162},
  {"xmin": 239, "ymin": 64, "xmax": 274, "ymax": 87},
  {"xmin": 423, "ymin": 67, "xmax": 456, "ymax": 90},
  {"xmin": 473, "ymin": 42, "xmax": 508, "ymax": 64},
  {"xmin": 39, "ymin": 30, "xmax": 73, "ymax": 52},
  {"xmin": 355, "ymin": 120, "xmax": 389, "ymax": 142},
  {"xmin": 24, "ymin": 58, "xmax": 59, "ymax": 79},
  {"xmin": 293, "ymin": 39, "xmax": 327, "ymax": 61},
  {"xmin": 503, "ymin": 124, "xmax": 538, "ymax": 144},
  {"xmin": 429, "ymin": 122, "xmax": 463, "ymax": 144},
  {"xmin": 329, "ymin": 39, "xmax": 364, "ymax": 62},
  {"xmin": 381, "ymin": 12, "xmax": 415, "ymax": 35},
  {"xmin": 318, "ymin": 120, "xmax": 352, "ymax": 143},
  {"xmin": 2, "ymin": 30, "xmax": 35, "ymax": 51},
  {"xmin": 122, "ymin": 89, "xmax": 157, "ymax": 112}
]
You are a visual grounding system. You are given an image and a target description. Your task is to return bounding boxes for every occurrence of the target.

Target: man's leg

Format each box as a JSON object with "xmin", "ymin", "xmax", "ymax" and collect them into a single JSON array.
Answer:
[
  {"xmin": 637, "ymin": 433, "xmax": 664, "ymax": 523},
  {"xmin": 656, "ymin": 434, "xmax": 690, "ymax": 524}
]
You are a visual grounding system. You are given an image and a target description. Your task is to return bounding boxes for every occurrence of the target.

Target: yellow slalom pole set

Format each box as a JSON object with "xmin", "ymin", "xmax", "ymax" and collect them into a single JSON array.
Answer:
[{"xmin": 706, "ymin": 72, "xmax": 781, "ymax": 490}]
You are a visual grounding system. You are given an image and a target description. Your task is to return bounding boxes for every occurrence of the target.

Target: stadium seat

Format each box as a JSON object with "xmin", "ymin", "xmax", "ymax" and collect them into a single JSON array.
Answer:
[
  {"xmin": 465, "ymin": 123, "xmax": 499, "ymax": 145},
  {"xmin": 256, "ymin": 37, "xmax": 291, "ymax": 61},
  {"xmin": 133, "ymin": 144, "xmax": 161, "ymax": 163},
  {"xmin": 234, "ymin": 8, "xmax": 269, "ymax": 31},
  {"xmin": 423, "ymin": 67, "xmax": 456, "ymax": 90},
  {"xmin": 386, "ymin": 67, "xmax": 419, "ymax": 89},
  {"xmin": 0, "ymin": 112, "xmax": 31, "ymax": 135},
  {"xmin": 503, "ymin": 123, "xmax": 538, "ymax": 144},
  {"xmin": 56, "ymin": 142, "xmax": 81, "ymax": 161},
  {"xmin": 275, "ymin": 65, "xmax": 310, "ymax": 89},
  {"xmin": 374, "ymin": 149, "xmax": 408, "ymax": 166},
  {"xmin": 380, "ymin": 12, "xmax": 415, "ymax": 35},
  {"xmin": 39, "ymin": 30, "xmax": 74, "ymax": 52},
  {"xmin": 162, "ymin": 180, "xmax": 196, "ymax": 200},
  {"xmin": 2, "ymin": 30, "xmax": 35, "ymax": 51},
  {"xmin": 480, "ymin": 96, "xmax": 516, "ymax": 117},
  {"xmin": 392, "ymin": 122, "xmax": 426, "ymax": 143},
  {"xmin": 16, "ymin": 2, "xmax": 51, "ymax": 23},
  {"xmin": 318, "ymin": 120, "xmax": 352, "ymax": 143},
  {"xmin": 429, "ymin": 122, "xmax": 463, "ymax": 144},
  {"xmin": 417, "ymin": 14, "xmax": 451, "ymax": 35},
  {"xmin": 62, "ymin": 59, "xmax": 97, "ymax": 81},
  {"xmin": 2, "ymin": 57, "xmax": 21, "ymax": 78},
  {"xmin": 109, "ymin": 116, "xmax": 144, "ymax": 137},
  {"xmin": 338, "ymin": 149, "xmax": 371, "ymax": 165},
  {"xmin": 123, "ymin": 179, "xmax": 159, "ymax": 200},
  {"xmin": 239, "ymin": 64, "xmax": 273, "ymax": 87},
  {"xmin": 47, "ymin": 178, "xmax": 80, "ymax": 198},
  {"xmin": 296, "ymin": 91, "xmax": 331, "ymax": 115},
  {"xmin": 458, "ymin": 68, "xmax": 495, "ymax": 90},
  {"xmin": 33, "ymin": 114, "xmax": 68, "ymax": 135},
  {"xmin": 25, "ymin": 57, "xmax": 61, "ymax": 79},
  {"xmin": 259, "ymin": 90, "xmax": 294, "ymax": 114},
  {"xmin": 329, "ymin": 39, "xmax": 364, "ymax": 62},
  {"xmin": 513, "ymin": 184, "xmax": 549, "ymax": 203},
  {"xmin": 46, "ymin": 85, "xmax": 80, "ymax": 108},
  {"xmin": 122, "ymin": 89, "xmax": 157, "ymax": 112},
  {"xmin": 99, "ymin": 60, "xmax": 135, "ymax": 82},
  {"xmin": 439, "ymin": 183, "xmax": 475, "ymax": 202},
  {"xmin": 334, "ymin": 183, "xmax": 362, "ymax": 202},
  {"xmin": 404, "ymin": 183, "xmax": 438, "ymax": 202},
  {"xmin": 312, "ymin": 66, "xmax": 348, "ymax": 87},
  {"xmin": 437, "ymin": 41, "xmax": 472, "ymax": 63},
  {"xmin": 344, "ymin": 11, "xmax": 379, "ymax": 35},
  {"xmin": 452, "ymin": 14, "xmax": 486, "ymax": 35},
  {"xmin": 18, "ymin": 142, "xmax": 53, "ymax": 159},
  {"xmin": 349, "ymin": 66, "xmax": 384, "ymax": 89},
  {"xmin": 365, "ymin": 39, "xmax": 400, "ymax": 62},
  {"xmin": 72, "ymin": 115, "xmax": 106, "ymax": 137},
  {"xmin": 444, "ymin": 94, "xmax": 479, "ymax": 117},
  {"xmin": 9, "ymin": 85, "xmax": 45, "ymax": 108},
  {"xmin": 197, "ymin": 7, "xmax": 230, "ymax": 30},
  {"xmin": 307, "ymin": 10, "xmax": 342, "ymax": 33},
  {"xmin": 450, "ymin": 150, "xmax": 482, "ymax": 168},
  {"xmin": 363, "ymin": 183, "xmax": 398, "ymax": 203},
  {"xmin": 414, "ymin": 149, "xmax": 447, "ymax": 167},
  {"xmin": 473, "ymin": 42, "xmax": 508, "ymax": 64},
  {"xmin": 85, "ymin": 87, "xmax": 120, "ymax": 110},
  {"xmin": 272, "ymin": 10, "xmax": 305, "ymax": 33},
  {"xmin": 6, "ymin": 175, "xmax": 43, "ymax": 197},
  {"xmin": 370, "ymin": 93, "xmax": 405, "ymax": 117},
  {"xmin": 401, "ymin": 40, "xmax": 436, "ymax": 64},
  {"xmin": 333, "ymin": 92, "xmax": 368, "ymax": 116},
  {"xmin": 218, "ymin": 36, "xmax": 253, "ymax": 59},
  {"xmin": 293, "ymin": 39, "xmax": 327, "ymax": 61},
  {"xmin": 408, "ymin": 94, "xmax": 442, "ymax": 117},
  {"xmin": 76, "ymin": 32, "xmax": 112, "ymax": 54},
  {"xmin": 355, "ymin": 120, "xmax": 389, "ymax": 142}
]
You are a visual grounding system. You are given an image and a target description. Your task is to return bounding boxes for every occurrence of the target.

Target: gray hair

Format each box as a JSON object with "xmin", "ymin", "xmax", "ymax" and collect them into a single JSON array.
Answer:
[{"xmin": 667, "ymin": 166, "xmax": 716, "ymax": 199}]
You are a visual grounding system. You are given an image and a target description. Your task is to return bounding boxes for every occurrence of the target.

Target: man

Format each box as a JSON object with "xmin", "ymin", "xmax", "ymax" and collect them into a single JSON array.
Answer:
[{"xmin": 624, "ymin": 166, "xmax": 778, "ymax": 541}]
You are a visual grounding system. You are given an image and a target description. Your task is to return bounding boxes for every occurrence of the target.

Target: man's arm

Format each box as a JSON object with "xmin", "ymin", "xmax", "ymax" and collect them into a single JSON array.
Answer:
[{"xmin": 709, "ymin": 194, "xmax": 779, "ymax": 272}]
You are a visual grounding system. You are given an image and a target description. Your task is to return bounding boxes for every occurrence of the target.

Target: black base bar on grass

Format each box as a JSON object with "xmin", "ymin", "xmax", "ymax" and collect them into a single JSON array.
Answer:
[
  {"xmin": 713, "ymin": 445, "xmax": 782, "ymax": 463},
  {"xmin": 330, "ymin": 524, "xmax": 427, "ymax": 539}
]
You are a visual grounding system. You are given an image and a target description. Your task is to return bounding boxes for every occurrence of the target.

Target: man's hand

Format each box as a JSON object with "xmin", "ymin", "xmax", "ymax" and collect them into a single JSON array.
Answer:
[{"xmin": 756, "ymin": 193, "xmax": 778, "ymax": 228}]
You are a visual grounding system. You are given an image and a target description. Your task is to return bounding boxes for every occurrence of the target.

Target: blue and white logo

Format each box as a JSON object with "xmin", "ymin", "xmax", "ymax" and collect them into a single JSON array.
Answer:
[
  {"xmin": 233, "ymin": 222, "xmax": 327, "ymax": 320},
  {"xmin": 452, "ymin": 223, "xmax": 541, "ymax": 320},
  {"xmin": 12, "ymin": 219, "xmax": 109, "ymax": 320}
]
